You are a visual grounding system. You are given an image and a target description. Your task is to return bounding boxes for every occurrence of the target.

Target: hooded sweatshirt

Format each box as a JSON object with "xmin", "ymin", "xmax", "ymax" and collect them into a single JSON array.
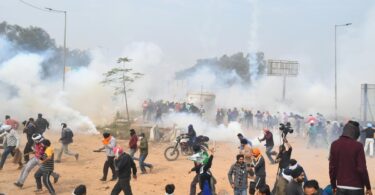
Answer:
[{"xmin": 329, "ymin": 121, "xmax": 371, "ymax": 190}]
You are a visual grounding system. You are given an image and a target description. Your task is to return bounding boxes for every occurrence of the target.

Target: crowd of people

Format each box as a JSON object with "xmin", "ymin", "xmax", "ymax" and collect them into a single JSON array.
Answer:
[
  {"xmin": 224, "ymin": 120, "xmax": 373, "ymax": 195},
  {"xmin": 215, "ymin": 108, "xmax": 360, "ymax": 149},
  {"xmin": 180, "ymin": 120, "xmax": 373, "ymax": 195},
  {"xmin": 0, "ymin": 111, "xmax": 374, "ymax": 195},
  {"xmin": 141, "ymin": 99, "xmax": 205, "ymax": 122},
  {"xmin": 140, "ymin": 101, "xmax": 351, "ymax": 151},
  {"xmin": 0, "ymin": 114, "xmax": 84, "ymax": 195}
]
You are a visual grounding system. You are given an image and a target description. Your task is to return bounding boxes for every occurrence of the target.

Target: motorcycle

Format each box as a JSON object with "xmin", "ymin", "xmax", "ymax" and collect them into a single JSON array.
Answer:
[{"xmin": 164, "ymin": 134, "xmax": 209, "ymax": 161}]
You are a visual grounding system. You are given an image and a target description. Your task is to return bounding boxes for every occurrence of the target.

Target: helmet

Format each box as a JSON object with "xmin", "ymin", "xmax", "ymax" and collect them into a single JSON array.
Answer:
[{"xmin": 32, "ymin": 133, "xmax": 44, "ymax": 143}]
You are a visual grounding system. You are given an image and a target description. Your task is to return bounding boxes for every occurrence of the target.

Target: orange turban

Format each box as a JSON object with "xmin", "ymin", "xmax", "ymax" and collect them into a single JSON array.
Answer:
[{"xmin": 252, "ymin": 148, "xmax": 261, "ymax": 157}]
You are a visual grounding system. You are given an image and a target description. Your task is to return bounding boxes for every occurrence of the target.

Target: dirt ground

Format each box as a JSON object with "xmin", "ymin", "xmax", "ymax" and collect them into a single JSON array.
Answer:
[{"xmin": 0, "ymin": 130, "xmax": 374, "ymax": 195}]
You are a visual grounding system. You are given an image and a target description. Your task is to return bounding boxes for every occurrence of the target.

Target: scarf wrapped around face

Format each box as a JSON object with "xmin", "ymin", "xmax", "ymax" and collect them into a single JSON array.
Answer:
[{"xmin": 102, "ymin": 136, "xmax": 112, "ymax": 145}]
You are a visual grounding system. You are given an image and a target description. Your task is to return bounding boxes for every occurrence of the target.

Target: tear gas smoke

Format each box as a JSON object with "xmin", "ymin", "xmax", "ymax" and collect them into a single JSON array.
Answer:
[
  {"xmin": 3, "ymin": 3, "xmax": 375, "ymax": 134},
  {"xmin": 158, "ymin": 112, "xmax": 283, "ymax": 146},
  {"xmin": 0, "ymin": 36, "xmax": 120, "ymax": 134}
]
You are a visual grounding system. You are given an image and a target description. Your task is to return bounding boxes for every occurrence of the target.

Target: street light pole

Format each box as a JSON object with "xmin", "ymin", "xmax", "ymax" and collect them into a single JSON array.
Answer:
[
  {"xmin": 334, "ymin": 23, "xmax": 351, "ymax": 120},
  {"xmin": 46, "ymin": 8, "xmax": 67, "ymax": 91}
]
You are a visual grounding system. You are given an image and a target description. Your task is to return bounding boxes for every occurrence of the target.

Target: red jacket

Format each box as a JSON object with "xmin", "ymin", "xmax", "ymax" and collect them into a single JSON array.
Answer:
[
  {"xmin": 329, "ymin": 136, "xmax": 371, "ymax": 189},
  {"xmin": 129, "ymin": 135, "xmax": 138, "ymax": 149}
]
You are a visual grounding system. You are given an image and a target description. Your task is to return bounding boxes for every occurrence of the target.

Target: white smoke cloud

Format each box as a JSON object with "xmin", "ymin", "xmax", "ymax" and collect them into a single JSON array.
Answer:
[
  {"xmin": 0, "ymin": 37, "xmax": 118, "ymax": 134},
  {"xmin": 2, "ymin": 1, "xmax": 375, "ymax": 136},
  {"xmin": 162, "ymin": 112, "xmax": 243, "ymax": 142},
  {"xmin": 157, "ymin": 112, "xmax": 284, "ymax": 147},
  {"xmin": 106, "ymin": 4, "xmax": 375, "ymax": 126}
]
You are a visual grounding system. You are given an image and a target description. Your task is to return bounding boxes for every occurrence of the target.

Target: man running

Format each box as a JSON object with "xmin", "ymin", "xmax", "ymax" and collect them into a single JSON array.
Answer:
[
  {"xmin": 0, "ymin": 125, "xmax": 22, "ymax": 170},
  {"xmin": 14, "ymin": 133, "xmax": 59, "ymax": 188},
  {"xmin": 35, "ymin": 113, "xmax": 49, "ymax": 135},
  {"xmin": 258, "ymin": 128, "xmax": 276, "ymax": 164},
  {"xmin": 94, "ymin": 132, "xmax": 117, "ymax": 181},
  {"xmin": 34, "ymin": 139, "xmax": 56, "ymax": 195},
  {"xmin": 56, "ymin": 123, "xmax": 79, "ymax": 163},
  {"xmin": 110, "ymin": 146, "xmax": 137, "ymax": 195}
]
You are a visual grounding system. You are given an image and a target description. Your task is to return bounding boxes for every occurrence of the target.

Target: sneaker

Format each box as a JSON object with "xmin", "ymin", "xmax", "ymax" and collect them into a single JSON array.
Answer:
[
  {"xmin": 110, "ymin": 178, "xmax": 117, "ymax": 181},
  {"xmin": 14, "ymin": 182, "xmax": 23, "ymax": 188},
  {"xmin": 53, "ymin": 174, "xmax": 60, "ymax": 184},
  {"xmin": 75, "ymin": 154, "xmax": 79, "ymax": 161},
  {"xmin": 100, "ymin": 177, "xmax": 106, "ymax": 181}
]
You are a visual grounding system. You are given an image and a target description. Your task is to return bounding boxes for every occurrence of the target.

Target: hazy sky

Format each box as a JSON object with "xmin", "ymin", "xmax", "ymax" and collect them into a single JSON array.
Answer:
[
  {"xmin": 1, "ymin": 0, "xmax": 375, "ymax": 118},
  {"xmin": 1, "ymin": 0, "xmax": 374, "ymax": 78}
]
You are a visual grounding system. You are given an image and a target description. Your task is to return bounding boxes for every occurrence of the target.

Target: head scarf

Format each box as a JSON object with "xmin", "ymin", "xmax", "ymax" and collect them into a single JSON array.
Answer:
[{"xmin": 102, "ymin": 136, "xmax": 112, "ymax": 145}]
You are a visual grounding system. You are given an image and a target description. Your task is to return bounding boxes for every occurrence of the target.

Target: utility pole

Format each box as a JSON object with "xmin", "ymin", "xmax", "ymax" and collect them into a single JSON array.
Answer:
[
  {"xmin": 46, "ymin": 7, "xmax": 67, "ymax": 91},
  {"xmin": 334, "ymin": 23, "xmax": 352, "ymax": 120},
  {"xmin": 18, "ymin": 1, "xmax": 67, "ymax": 91}
]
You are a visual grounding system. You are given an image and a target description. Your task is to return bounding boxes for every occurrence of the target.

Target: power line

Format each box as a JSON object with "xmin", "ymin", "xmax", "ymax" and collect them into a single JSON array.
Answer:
[{"xmin": 18, "ymin": 0, "xmax": 50, "ymax": 12}]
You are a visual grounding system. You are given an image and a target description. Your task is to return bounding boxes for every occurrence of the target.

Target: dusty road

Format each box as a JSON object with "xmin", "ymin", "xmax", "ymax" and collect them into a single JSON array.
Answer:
[{"xmin": 0, "ymin": 130, "xmax": 374, "ymax": 195}]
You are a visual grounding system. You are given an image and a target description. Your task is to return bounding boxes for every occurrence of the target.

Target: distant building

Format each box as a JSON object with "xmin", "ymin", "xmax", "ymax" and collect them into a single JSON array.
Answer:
[{"xmin": 186, "ymin": 92, "xmax": 216, "ymax": 111}]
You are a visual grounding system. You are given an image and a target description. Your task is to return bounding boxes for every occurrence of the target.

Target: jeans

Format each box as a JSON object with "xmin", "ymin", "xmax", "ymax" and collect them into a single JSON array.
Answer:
[
  {"xmin": 234, "ymin": 188, "xmax": 247, "ymax": 195},
  {"xmin": 139, "ymin": 153, "xmax": 152, "ymax": 173},
  {"xmin": 17, "ymin": 157, "xmax": 38, "ymax": 184},
  {"xmin": 56, "ymin": 143, "xmax": 77, "ymax": 161},
  {"xmin": 0, "ymin": 146, "xmax": 15, "ymax": 169},
  {"xmin": 336, "ymin": 188, "xmax": 364, "ymax": 195},
  {"xmin": 17, "ymin": 157, "xmax": 59, "ymax": 185},
  {"xmin": 129, "ymin": 148, "xmax": 138, "ymax": 160},
  {"xmin": 103, "ymin": 156, "xmax": 116, "ymax": 180},
  {"xmin": 111, "ymin": 178, "xmax": 132, "ymax": 195},
  {"xmin": 34, "ymin": 168, "xmax": 55, "ymax": 195},
  {"xmin": 265, "ymin": 146, "xmax": 275, "ymax": 163}
]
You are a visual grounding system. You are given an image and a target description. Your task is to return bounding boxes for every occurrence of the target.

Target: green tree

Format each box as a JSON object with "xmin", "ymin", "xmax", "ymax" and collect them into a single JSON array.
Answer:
[
  {"xmin": 102, "ymin": 57, "xmax": 143, "ymax": 122},
  {"xmin": 0, "ymin": 21, "xmax": 91, "ymax": 79}
]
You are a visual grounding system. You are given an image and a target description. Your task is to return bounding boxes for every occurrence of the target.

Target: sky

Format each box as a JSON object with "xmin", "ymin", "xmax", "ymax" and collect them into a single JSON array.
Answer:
[
  {"xmin": 0, "ymin": 0, "xmax": 372, "ymax": 69},
  {"xmin": 1, "ymin": 0, "xmax": 375, "ymax": 120}
]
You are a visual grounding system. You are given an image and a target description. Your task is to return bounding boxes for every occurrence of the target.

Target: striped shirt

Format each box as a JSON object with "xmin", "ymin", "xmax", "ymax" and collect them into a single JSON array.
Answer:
[
  {"xmin": 41, "ymin": 147, "xmax": 54, "ymax": 172},
  {"xmin": 0, "ymin": 129, "xmax": 20, "ymax": 147}
]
